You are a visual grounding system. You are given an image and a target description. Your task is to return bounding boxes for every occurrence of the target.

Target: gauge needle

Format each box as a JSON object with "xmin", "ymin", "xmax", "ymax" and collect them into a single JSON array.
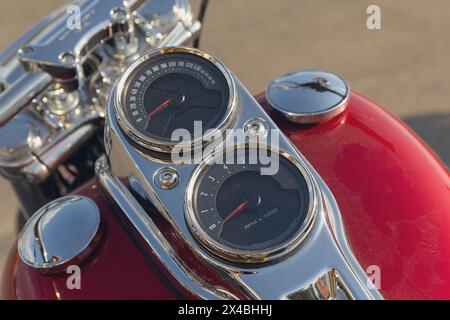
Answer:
[
  {"xmin": 223, "ymin": 201, "xmax": 248, "ymax": 223},
  {"xmin": 148, "ymin": 98, "xmax": 173, "ymax": 118}
]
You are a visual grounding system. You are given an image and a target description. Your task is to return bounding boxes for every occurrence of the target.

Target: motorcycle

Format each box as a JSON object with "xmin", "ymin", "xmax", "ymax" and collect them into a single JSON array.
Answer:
[{"xmin": 0, "ymin": 0, "xmax": 449, "ymax": 300}]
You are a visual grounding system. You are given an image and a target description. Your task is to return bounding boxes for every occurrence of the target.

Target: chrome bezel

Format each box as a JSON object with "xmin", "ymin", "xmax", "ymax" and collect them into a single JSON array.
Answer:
[
  {"xmin": 114, "ymin": 47, "xmax": 237, "ymax": 153},
  {"xmin": 185, "ymin": 145, "xmax": 317, "ymax": 264}
]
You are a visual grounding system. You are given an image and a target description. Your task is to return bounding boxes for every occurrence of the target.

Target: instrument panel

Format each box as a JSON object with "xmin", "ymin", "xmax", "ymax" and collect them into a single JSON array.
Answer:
[
  {"xmin": 113, "ymin": 47, "xmax": 315, "ymax": 264},
  {"xmin": 108, "ymin": 47, "xmax": 382, "ymax": 299}
]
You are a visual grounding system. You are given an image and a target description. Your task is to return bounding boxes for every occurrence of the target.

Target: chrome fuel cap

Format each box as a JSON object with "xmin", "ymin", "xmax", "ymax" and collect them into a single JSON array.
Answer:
[
  {"xmin": 266, "ymin": 70, "xmax": 350, "ymax": 124},
  {"xmin": 18, "ymin": 196, "xmax": 102, "ymax": 272}
]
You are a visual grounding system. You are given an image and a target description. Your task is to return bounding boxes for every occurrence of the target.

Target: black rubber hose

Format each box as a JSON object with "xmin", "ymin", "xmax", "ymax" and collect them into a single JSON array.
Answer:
[{"xmin": 193, "ymin": 0, "xmax": 209, "ymax": 48}]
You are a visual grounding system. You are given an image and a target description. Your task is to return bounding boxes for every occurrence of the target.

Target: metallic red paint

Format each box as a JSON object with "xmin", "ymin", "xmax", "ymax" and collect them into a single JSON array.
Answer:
[
  {"xmin": 256, "ymin": 92, "xmax": 450, "ymax": 299},
  {"xmin": 1, "ymin": 183, "xmax": 177, "ymax": 300},
  {"xmin": 2, "ymin": 92, "xmax": 449, "ymax": 299}
]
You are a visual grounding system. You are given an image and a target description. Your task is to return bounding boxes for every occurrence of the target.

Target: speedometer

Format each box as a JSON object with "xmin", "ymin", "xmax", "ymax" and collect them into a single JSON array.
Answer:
[
  {"xmin": 114, "ymin": 47, "xmax": 236, "ymax": 152},
  {"xmin": 185, "ymin": 147, "xmax": 316, "ymax": 263}
]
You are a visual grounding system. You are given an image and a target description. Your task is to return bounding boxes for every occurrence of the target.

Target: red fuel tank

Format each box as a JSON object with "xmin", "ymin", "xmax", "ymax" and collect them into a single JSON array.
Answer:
[{"xmin": 2, "ymin": 92, "xmax": 449, "ymax": 299}]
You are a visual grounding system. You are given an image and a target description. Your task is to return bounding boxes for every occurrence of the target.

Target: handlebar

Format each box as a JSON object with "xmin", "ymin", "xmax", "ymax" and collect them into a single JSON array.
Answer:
[{"xmin": 0, "ymin": 72, "xmax": 52, "ymax": 126}]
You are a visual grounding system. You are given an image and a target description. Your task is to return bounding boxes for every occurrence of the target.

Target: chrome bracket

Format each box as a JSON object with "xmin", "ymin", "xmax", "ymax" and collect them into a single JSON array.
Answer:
[
  {"xmin": 103, "ymin": 58, "xmax": 384, "ymax": 299},
  {"xmin": 0, "ymin": 0, "xmax": 200, "ymax": 183}
]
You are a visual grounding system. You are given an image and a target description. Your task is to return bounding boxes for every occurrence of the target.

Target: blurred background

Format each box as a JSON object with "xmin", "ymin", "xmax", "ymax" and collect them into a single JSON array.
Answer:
[{"xmin": 0, "ymin": 0, "xmax": 449, "ymax": 276}]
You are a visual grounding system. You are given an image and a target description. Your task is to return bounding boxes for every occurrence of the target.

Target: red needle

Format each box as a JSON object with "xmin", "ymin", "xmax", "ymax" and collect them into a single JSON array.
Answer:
[
  {"xmin": 148, "ymin": 98, "xmax": 173, "ymax": 117},
  {"xmin": 223, "ymin": 201, "xmax": 248, "ymax": 223}
]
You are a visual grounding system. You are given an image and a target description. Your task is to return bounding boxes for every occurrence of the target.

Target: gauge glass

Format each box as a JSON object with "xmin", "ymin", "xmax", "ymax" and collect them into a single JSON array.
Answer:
[
  {"xmin": 187, "ymin": 147, "xmax": 314, "ymax": 261},
  {"xmin": 117, "ymin": 50, "xmax": 233, "ymax": 149}
]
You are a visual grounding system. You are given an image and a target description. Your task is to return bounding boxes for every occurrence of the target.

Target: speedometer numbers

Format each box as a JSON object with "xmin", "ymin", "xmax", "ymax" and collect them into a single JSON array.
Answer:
[{"xmin": 115, "ymin": 48, "xmax": 235, "ymax": 152}]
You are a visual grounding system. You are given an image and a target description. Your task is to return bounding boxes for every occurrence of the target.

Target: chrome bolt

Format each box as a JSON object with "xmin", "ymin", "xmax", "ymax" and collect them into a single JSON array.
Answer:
[
  {"xmin": 110, "ymin": 7, "xmax": 128, "ymax": 22},
  {"xmin": 244, "ymin": 118, "xmax": 268, "ymax": 138},
  {"xmin": 18, "ymin": 45, "xmax": 33, "ymax": 56},
  {"xmin": 155, "ymin": 168, "xmax": 179, "ymax": 190},
  {"xmin": 108, "ymin": 7, "xmax": 139, "ymax": 59},
  {"xmin": 59, "ymin": 52, "xmax": 76, "ymax": 66}
]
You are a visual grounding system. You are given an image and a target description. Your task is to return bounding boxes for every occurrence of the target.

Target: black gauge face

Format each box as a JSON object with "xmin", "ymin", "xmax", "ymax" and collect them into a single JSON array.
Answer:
[
  {"xmin": 122, "ymin": 52, "xmax": 230, "ymax": 142},
  {"xmin": 191, "ymin": 149, "xmax": 311, "ymax": 254}
]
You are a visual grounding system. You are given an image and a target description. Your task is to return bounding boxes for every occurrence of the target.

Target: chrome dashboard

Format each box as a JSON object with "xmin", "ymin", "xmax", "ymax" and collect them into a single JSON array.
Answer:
[{"xmin": 101, "ymin": 46, "xmax": 383, "ymax": 300}]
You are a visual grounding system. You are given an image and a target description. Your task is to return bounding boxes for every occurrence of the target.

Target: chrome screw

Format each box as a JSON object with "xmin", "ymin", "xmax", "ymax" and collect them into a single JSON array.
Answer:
[
  {"xmin": 244, "ymin": 118, "xmax": 268, "ymax": 138},
  {"xmin": 110, "ymin": 7, "xmax": 128, "ymax": 22},
  {"xmin": 155, "ymin": 168, "xmax": 179, "ymax": 190},
  {"xmin": 59, "ymin": 52, "xmax": 76, "ymax": 66}
]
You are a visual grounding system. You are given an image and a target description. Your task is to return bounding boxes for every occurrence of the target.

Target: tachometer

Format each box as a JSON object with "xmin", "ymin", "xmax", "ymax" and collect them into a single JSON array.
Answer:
[
  {"xmin": 185, "ymin": 147, "xmax": 316, "ymax": 263},
  {"xmin": 114, "ymin": 47, "xmax": 236, "ymax": 152}
]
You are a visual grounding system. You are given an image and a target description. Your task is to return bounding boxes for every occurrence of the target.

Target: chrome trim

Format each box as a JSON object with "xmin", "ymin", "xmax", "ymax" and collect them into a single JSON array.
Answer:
[
  {"xmin": 0, "ymin": 6, "xmax": 66, "ymax": 66},
  {"xmin": 266, "ymin": 70, "xmax": 350, "ymax": 124},
  {"xmin": 0, "ymin": 72, "xmax": 52, "ymax": 127},
  {"xmin": 184, "ymin": 145, "xmax": 317, "ymax": 263},
  {"xmin": 114, "ymin": 47, "xmax": 237, "ymax": 153},
  {"xmin": 38, "ymin": 124, "xmax": 96, "ymax": 174},
  {"xmin": 95, "ymin": 155, "xmax": 240, "ymax": 300},
  {"xmin": 0, "ymin": 123, "xmax": 96, "ymax": 183},
  {"xmin": 105, "ymin": 48, "xmax": 384, "ymax": 299},
  {"xmin": 287, "ymin": 269, "xmax": 354, "ymax": 300},
  {"xmin": 0, "ymin": 111, "xmax": 51, "ymax": 162},
  {"xmin": 18, "ymin": 195, "xmax": 102, "ymax": 272},
  {"xmin": 0, "ymin": 0, "xmax": 201, "ymax": 183}
]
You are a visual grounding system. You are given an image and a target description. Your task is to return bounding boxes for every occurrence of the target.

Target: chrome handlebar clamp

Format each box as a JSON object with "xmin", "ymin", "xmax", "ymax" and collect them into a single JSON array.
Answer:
[{"xmin": 0, "ymin": 0, "xmax": 200, "ymax": 183}]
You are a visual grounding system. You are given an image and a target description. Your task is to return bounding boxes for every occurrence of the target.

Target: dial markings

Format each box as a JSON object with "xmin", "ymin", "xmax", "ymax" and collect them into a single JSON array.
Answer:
[
  {"xmin": 191, "ymin": 149, "xmax": 311, "ymax": 255},
  {"xmin": 122, "ymin": 52, "xmax": 229, "ymax": 143}
]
